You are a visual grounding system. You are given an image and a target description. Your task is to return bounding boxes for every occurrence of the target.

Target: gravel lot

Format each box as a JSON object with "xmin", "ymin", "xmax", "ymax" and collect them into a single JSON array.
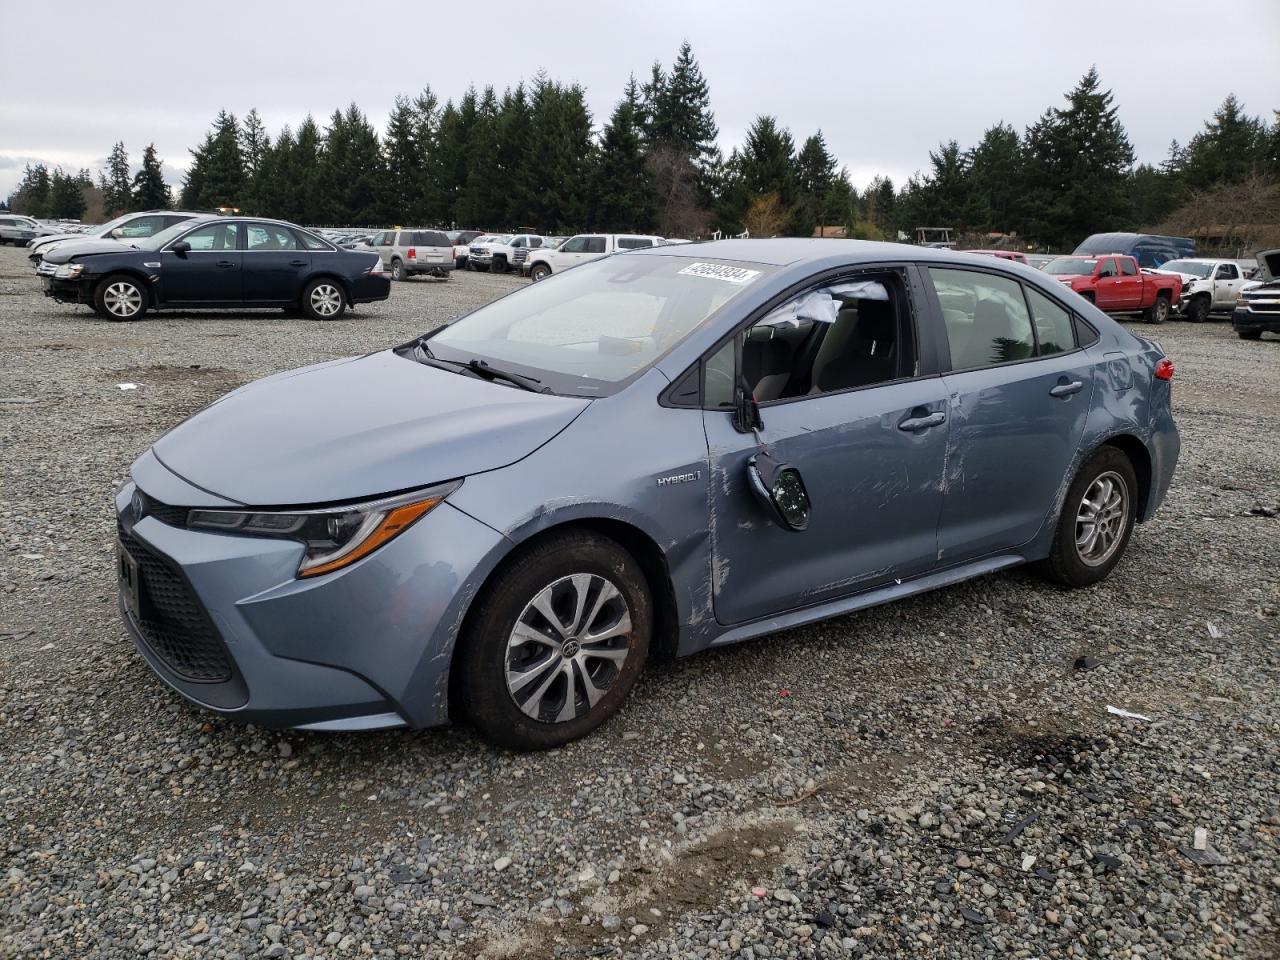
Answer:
[{"xmin": 1, "ymin": 242, "xmax": 1278, "ymax": 959}]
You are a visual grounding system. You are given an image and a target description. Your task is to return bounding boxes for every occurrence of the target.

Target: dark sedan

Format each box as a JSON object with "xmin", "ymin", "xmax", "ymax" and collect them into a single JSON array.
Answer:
[{"xmin": 40, "ymin": 216, "xmax": 390, "ymax": 321}]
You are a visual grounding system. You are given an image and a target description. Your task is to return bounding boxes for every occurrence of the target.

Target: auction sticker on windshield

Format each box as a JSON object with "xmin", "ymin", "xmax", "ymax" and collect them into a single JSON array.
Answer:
[{"xmin": 678, "ymin": 262, "xmax": 762, "ymax": 284}]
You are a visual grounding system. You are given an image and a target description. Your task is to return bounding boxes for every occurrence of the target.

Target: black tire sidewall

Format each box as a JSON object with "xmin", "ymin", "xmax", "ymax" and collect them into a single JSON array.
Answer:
[
  {"xmin": 1045, "ymin": 446, "xmax": 1138, "ymax": 587},
  {"xmin": 391, "ymin": 259, "xmax": 403, "ymax": 281},
  {"xmin": 531, "ymin": 265, "xmax": 550, "ymax": 281},
  {"xmin": 1191, "ymin": 297, "xmax": 1210, "ymax": 322},
  {"xmin": 94, "ymin": 274, "xmax": 148, "ymax": 322},
  {"xmin": 301, "ymin": 279, "xmax": 346, "ymax": 321},
  {"xmin": 459, "ymin": 532, "xmax": 651, "ymax": 751}
]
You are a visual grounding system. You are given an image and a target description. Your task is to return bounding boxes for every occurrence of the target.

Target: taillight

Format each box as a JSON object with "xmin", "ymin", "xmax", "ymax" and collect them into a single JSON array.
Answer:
[
  {"xmin": 407, "ymin": 247, "xmax": 417, "ymax": 260},
  {"xmin": 1154, "ymin": 357, "xmax": 1174, "ymax": 381}
]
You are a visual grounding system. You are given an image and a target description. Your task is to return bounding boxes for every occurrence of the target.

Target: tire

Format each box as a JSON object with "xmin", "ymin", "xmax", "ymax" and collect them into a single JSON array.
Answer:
[
  {"xmin": 390, "ymin": 258, "xmax": 405, "ymax": 282},
  {"xmin": 464, "ymin": 260, "xmax": 474, "ymax": 271},
  {"xmin": 1040, "ymin": 446, "xmax": 1139, "ymax": 588},
  {"xmin": 1187, "ymin": 295, "xmax": 1211, "ymax": 323},
  {"xmin": 491, "ymin": 256, "xmax": 508, "ymax": 274},
  {"xmin": 301, "ymin": 278, "xmax": 346, "ymax": 321},
  {"xmin": 458, "ymin": 531, "xmax": 652, "ymax": 751},
  {"xmin": 94, "ymin": 274, "xmax": 149, "ymax": 321},
  {"xmin": 1237, "ymin": 328, "xmax": 1262, "ymax": 340},
  {"xmin": 530, "ymin": 263, "xmax": 552, "ymax": 282},
  {"xmin": 1143, "ymin": 294, "xmax": 1170, "ymax": 324}
]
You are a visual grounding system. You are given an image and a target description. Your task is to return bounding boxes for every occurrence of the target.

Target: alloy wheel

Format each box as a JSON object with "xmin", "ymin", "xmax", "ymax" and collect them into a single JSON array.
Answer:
[
  {"xmin": 104, "ymin": 281, "xmax": 142, "ymax": 318},
  {"xmin": 309, "ymin": 284, "xmax": 341, "ymax": 318},
  {"xmin": 1075, "ymin": 470, "xmax": 1128, "ymax": 567},
  {"xmin": 504, "ymin": 573, "xmax": 632, "ymax": 723}
]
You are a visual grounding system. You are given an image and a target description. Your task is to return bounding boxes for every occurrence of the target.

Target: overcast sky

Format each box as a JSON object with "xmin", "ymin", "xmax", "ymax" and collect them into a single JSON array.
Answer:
[{"xmin": 3, "ymin": 0, "xmax": 1278, "ymax": 202}]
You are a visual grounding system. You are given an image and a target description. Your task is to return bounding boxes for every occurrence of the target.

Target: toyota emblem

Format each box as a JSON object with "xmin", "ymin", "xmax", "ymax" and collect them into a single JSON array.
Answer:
[{"xmin": 131, "ymin": 491, "xmax": 145, "ymax": 522}]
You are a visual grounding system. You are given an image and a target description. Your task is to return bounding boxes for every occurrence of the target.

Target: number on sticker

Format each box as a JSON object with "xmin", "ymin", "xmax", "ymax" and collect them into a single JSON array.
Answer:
[{"xmin": 678, "ymin": 262, "xmax": 762, "ymax": 284}]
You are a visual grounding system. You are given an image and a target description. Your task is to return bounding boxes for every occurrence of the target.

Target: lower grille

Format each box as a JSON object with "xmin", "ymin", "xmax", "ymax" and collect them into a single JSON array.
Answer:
[{"xmin": 118, "ymin": 523, "xmax": 233, "ymax": 683}]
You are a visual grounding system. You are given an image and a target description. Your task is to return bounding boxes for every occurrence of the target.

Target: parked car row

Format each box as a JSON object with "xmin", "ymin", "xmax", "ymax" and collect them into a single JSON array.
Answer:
[{"xmin": 0, "ymin": 214, "xmax": 61, "ymax": 245}]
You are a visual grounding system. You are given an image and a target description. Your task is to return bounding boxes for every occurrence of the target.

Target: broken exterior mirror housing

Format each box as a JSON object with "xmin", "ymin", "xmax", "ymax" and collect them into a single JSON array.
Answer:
[
  {"xmin": 732, "ymin": 379, "xmax": 762, "ymax": 434},
  {"xmin": 748, "ymin": 452, "xmax": 810, "ymax": 531}
]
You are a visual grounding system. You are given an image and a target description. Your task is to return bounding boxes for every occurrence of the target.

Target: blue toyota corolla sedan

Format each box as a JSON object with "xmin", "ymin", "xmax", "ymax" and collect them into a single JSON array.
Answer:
[{"xmin": 115, "ymin": 239, "xmax": 1179, "ymax": 750}]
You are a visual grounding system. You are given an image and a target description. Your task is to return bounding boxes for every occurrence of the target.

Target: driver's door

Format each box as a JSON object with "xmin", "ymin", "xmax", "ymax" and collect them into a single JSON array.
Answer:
[
  {"xmin": 702, "ymin": 269, "xmax": 948, "ymax": 624},
  {"xmin": 161, "ymin": 221, "xmax": 242, "ymax": 304}
]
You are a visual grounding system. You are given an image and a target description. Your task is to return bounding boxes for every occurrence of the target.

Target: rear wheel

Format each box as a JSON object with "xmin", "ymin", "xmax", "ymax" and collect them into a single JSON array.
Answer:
[
  {"xmin": 1143, "ymin": 294, "xmax": 1170, "ymax": 324},
  {"xmin": 302, "ymin": 279, "xmax": 346, "ymax": 321},
  {"xmin": 458, "ymin": 531, "xmax": 651, "ymax": 751},
  {"xmin": 94, "ymin": 274, "xmax": 149, "ymax": 321},
  {"xmin": 1237, "ymin": 328, "xmax": 1262, "ymax": 340},
  {"xmin": 530, "ymin": 263, "xmax": 552, "ymax": 282},
  {"xmin": 390, "ymin": 258, "xmax": 405, "ymax": 282},
  {"xmin": 1040, "ymin": 446, "xmax": 1138, "ymax": 588}
]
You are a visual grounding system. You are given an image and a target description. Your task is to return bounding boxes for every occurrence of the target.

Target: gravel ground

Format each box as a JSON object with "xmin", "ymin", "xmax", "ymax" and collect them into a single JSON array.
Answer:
[{"xmin": 1, "ymin": 243, "xmax": 1278, "ymax": 959}]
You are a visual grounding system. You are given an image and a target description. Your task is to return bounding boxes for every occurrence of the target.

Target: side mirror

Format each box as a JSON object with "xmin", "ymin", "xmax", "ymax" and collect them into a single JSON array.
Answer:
[
  {"xmin": 748, "ymin": 452, "xmax": 810, "ymax": 532},
  {"xmin": 109, "ymin": 227, "xmax": 126, "ymax": 239},
  {"xmin": 171, "ymin": 240, "xmax": 191, "ymax": 256},
  {"xmin": 731, "ymin": 378, "xmax": 762, "ymax": 434}
]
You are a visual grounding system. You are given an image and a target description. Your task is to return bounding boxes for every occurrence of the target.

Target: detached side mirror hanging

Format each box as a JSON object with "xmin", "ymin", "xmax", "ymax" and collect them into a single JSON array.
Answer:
[
  {"xmin": 731, "ymin": 377, "xmax": 762, "ymax": 434},
  {"xmin": 747, "ymin": 451, "xmax": 810, "ymax": 532}
]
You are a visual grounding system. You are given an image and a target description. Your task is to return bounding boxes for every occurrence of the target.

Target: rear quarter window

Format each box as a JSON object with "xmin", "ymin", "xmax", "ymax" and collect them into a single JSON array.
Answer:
[{"xmin": 617, "ymin": 237, "xmax": 655, "ymax": 249}]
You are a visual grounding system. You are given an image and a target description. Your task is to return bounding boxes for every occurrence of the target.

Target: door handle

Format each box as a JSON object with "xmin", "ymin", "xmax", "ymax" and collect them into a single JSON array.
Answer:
[
  {"xmin": 290, "ymin": 259, "xmax": 307, "ymax": 267},
  {"xmin": 216, "ymin": 260, "xmax": 236, "ymax": 269},
  {"xmin": 898, "ymin": 411, "xmax": 946, "ymax": 432},
  {"xmin": 1049, "ymin": 380, "xmax": 1084, "ymax": 398}
]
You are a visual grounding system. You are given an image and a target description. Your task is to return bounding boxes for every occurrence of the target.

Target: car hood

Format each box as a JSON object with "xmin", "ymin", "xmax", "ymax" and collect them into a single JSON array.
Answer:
[
  {"xmin": 1153, "ymin": 269, "xmax": 1205, "ymax": 286},
  {"xmin": 150, "ymin": 350, "xmax": 590, "ymax": 506},
  {"xmin": 1254, "ymin": 249, "xmax": 1280, "ymax": 283},
  {"xmin": 42, "ymin": 238, "xmax": 134, "ymax": 263},
  {"xmin": 30, "ymin": 232, "xmax": 96, "ymax": 251}
]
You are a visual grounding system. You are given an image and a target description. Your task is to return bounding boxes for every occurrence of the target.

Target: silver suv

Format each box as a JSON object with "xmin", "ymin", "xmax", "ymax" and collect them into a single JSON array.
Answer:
[
  {"xmin": 0, "ymin": 214, "xmax": 56, "ymax": 246},
  {"xmin": 369, "ymin": 229, "xmax": 455, "ymax": 281}
]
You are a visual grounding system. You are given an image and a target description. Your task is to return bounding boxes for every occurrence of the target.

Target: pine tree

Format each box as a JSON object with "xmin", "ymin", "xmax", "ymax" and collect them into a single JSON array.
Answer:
[
  {"xmin": 6, "ymin": 163, "xmax": 52, "ymax": 217},
  {"xmin": 1180, "ymin": 94, "xmax": 1269, "ymax": 189},
  {"xmin": 864, "ymin": 175, "xmax": 896, "ymax": 235},
  {"xmin": 132, "ymin": 144, "xmax": 171, "ymax": 209},
  {"xmin": 740, "ymin": 116, "xmax": 796, "ymax": 204},
  {"xmin": 240, "ymin": 109, "xmax": 271, "ymax": 214},
  {"xmin": 102, "ymin": 141, "xmax": 133, "ymax": 216},
  {"xmin": 495, "ymin": 83, "xmax": 534, "ymax": 227},
  {"xmin": 1020, "ymin": 67, "xmax": 1135, "ymax": 248},
  {"xmin": 966, "ymin": 123, "xmax": 1022, "ymax": 232},
  {"xmin": 792, "ymin": 131, "xmax": 837, "ymax": 235},
  {"xmin": 48, "ymin": 168, "xmax": 87, "ymax": 219},
  {"xmin": 459, "ymin": 87, "xmax": 504, "ymax": 228},
  {"xmin": 257, "ymin": 125, "xmax": 296, "ymax": 221},
  {"xmin": 317, "ymin": 104, "xmax": 384, "ymax": 225},
  {"xmin": 182, "ymin": 110, "xmax": 247, "ymax": 210},
  {"xmin": 523, "ymin": 78, "xmax": 595, "ymax": 232},
  {"xmin": 292, "ymin": 116, "xmax": 324, "ymax": 223},
  {"xmin": 650, "ymin": 42, "xmax": 718, "ymax": 170},
  {"xmin": 433, "ymin": 91, "xmax": 478, "ymax": 226},
  {"xmin": 591, "ymin": 75, "xmax": 653, "ymax": 231},
  {"xmin": 410, "ymin": 87, "xmax": 442, "ymax": 221},
  {"xmin": 383, "ymin": 95, "xmax": 421, "ymax": 221}
]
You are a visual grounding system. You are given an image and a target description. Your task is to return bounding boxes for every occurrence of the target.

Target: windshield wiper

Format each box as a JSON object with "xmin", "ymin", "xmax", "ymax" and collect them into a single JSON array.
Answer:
[
  {"xmin": 462, "ymin": 358, "xmax": 548, "ymax": 393},
  {"xmin": 409, "ymin": 343, "xmax": 548, "ymax": 393}
]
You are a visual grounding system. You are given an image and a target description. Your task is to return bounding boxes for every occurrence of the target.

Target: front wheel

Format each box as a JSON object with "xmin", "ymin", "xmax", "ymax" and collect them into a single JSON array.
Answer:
[
  {"xmin": 94, "ymin": 274, "xmax": 149, "ymax": 321},
  {"xmin": 530, "ymin": 263, "xmax": 551, "ymax": 282},
  {"xmin": 458, "ymin": 531, "xmax": 651, "ymax": 751},
  {"xmin": 1143, "ymin": 295, "xmax": 1170, "ymax": 324},
  {"xmin": 1187, "ymin": 296, "xmax": 1211, "ymax": 323},
  {"xmin": 301, "ymin": 279, "xmax": 346, "ymax": 321},
  {"xmin": 1040, "ymin": 447, "xmax": 1138, "ymax": 588}
]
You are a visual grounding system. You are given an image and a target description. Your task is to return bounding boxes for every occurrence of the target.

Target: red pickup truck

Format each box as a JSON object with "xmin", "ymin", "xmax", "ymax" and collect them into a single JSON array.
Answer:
[{"xmin": 1042, "ymin": 255, "xmax": 1182, "ymax": 323}]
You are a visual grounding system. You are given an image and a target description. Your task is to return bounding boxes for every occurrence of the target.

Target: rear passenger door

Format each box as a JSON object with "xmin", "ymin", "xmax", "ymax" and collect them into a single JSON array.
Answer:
[
  {"xmin": 1117, "ymin": 258, "xmax": 1143, "ymax": 308},
  {"xmin": 242, "ymin": 222, "xmax": 309, "ymax": 303},
  {"xmin": 928, "ymin": 268, "xmax": 1096, "ymax": 563}
]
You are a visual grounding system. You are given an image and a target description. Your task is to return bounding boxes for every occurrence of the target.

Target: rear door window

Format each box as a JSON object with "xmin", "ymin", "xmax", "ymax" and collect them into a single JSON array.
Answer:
[
  {"xmin": 1025, "ymin": 286, "xmax": 1075, "ymax": 356},
  {"xmin": 583, "ymin": 236, "xmax": 607, "ymax": 254},
  {"xmin": 245, "ymin": 223, "xmax": 299, "ymax": 251},
  {"xmin": 928, "ymin": 268, "xmax": 1035, "ymax": 370}
]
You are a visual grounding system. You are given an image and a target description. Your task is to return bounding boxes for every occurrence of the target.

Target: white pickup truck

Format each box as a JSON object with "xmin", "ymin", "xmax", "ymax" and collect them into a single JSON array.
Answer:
[
  {"xmin": 469, "ymin": 234, "xmax": 547, "ymax": 274},
  {"xmin": 1154, "ymin": 257, "xmax": 1256, "ymax": 322},
  {"xmin": 524, "ymin": 233, "xmax": 664, "ymax": 280}
]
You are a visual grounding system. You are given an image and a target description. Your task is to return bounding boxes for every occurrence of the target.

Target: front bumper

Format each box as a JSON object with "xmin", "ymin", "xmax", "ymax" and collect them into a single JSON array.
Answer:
[
  {"xmin": 43, "ymin": 275, "xmax": 95, "ymax": 304},
  {"xmin": 1232, "ymin": 306, "xmax": 1280, "ymax": 333},
  {"xmin": 115, "ymin": 462, "xmax": 507, "ymax": 730}
]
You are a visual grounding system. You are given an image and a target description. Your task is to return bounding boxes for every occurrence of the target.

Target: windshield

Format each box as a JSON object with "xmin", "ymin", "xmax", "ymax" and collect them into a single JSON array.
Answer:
[
  {"xmin": 1160, "ymin": 260, "xmax": 1212, "ymax": 278},
  {"xmin": 89, "ymin": 213, "xmax": 137, "ymax": 238},
  {"xmin": 1044, "ymin": 258, "xmax": 1096, "ymax": 276},
  {"xmin": 134, "ymin": 220, "xmax": 213, "ymax": 251},
  {"xmin": 427, "ymin": 254, "xmax": 773, "ymax": 396}
]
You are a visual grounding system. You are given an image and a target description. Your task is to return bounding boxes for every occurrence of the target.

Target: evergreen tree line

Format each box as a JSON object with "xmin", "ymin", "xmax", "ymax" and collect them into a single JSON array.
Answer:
[{"xmin": 6, "ymin": 50, "xmax": 1278, "ymax": 251}]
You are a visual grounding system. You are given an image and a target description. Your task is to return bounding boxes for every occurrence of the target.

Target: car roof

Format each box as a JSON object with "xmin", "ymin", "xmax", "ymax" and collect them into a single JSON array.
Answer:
[{"xmin": 626, "ymin": 237, "xmax": 1050, "ymax": 268}]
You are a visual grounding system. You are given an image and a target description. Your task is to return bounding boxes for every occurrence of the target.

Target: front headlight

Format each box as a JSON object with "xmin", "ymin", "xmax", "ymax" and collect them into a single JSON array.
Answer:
[
  {"xmin": 187, "ymin": 481, "xmax": 460, "ymax": 578},
  {"xmin": 54, "ymin": 263, "xmax": 85, "ymax": 279}
]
